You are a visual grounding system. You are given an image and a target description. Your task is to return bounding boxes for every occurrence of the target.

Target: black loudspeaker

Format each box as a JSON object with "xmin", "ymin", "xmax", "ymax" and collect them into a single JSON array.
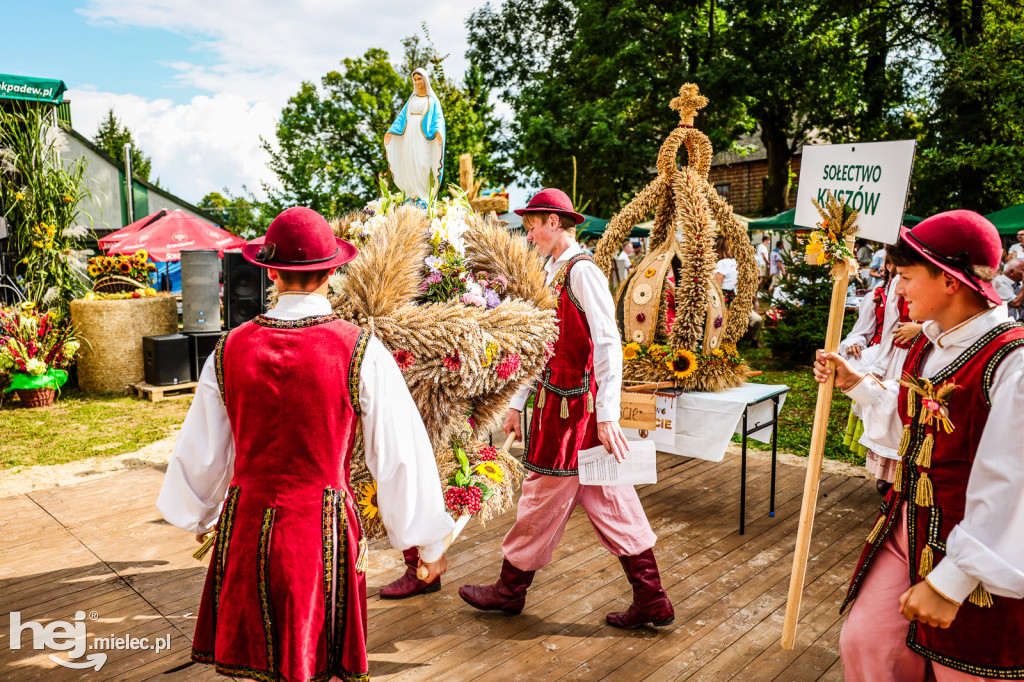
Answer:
[
  {"xmin": 143, "ymin": 334, "xmax": 191, "ymax": 386},
  {"xmin": 181, "ymin": 249, "xmax": 222, "ymax": 333},
  {"xmin": 185, "ymin": 330, "xmax": 224, "ymax": 380},
  {"xmin": 223, "ymin": 251, "xmax": 269, "ymax": 329}
]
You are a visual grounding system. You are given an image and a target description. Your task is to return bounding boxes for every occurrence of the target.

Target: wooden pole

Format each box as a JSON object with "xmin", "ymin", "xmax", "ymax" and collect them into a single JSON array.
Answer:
[{"xmin": 780, "ymin": 245, "xmax": 853, "ymax": 650}]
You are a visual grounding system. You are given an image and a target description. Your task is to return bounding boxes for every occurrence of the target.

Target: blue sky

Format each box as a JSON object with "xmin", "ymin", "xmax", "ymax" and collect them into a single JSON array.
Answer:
[{"xmin": 2, "ymin": 0, "xmax": 521, "ymax": 207}]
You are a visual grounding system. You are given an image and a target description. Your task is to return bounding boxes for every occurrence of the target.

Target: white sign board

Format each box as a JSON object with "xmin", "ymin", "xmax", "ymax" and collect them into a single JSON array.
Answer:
[
  {"xmin": 622, "ymin": 393, "xmax": 676, "ymax": 445},
  {"xmin": 795, "ymin": 140, "xmax": 916, "ymax": 245}
]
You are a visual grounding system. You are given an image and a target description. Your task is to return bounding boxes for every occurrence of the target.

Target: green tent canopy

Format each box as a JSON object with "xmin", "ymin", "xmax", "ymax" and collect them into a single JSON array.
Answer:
[
  {"xmin": 984, "ymin": 203, "xmax": 1024, "ymax": 235},
  {"xmin": 749, "ymin": 208, "xmax": 924, "ymax": 230},
  {"xmin": 0, "ymin": 73, "xmax": 66, "ymax": 104}
]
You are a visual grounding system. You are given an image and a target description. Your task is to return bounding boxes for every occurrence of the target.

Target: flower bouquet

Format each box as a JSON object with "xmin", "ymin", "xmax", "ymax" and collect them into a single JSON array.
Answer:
[
  {"xmin": 88, "ymin": 251, "xmax": 157, "ymax": 292},
  {"xmin": 325, "ymin": 184, "xmax": 558, "ymax": 540},
  {"xmin": 0, "ymin": 302, "xmax": 81, "ymax": 407}
]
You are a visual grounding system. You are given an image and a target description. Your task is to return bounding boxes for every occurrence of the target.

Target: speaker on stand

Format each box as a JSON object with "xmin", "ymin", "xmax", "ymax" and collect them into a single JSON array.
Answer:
[
  {"xmin": 181, "ymin": 249, "xmax": 222, "ymax": 333},
  {"xmin": 223, "ymin": 251, "xmax": 269, "ymax": 329}
]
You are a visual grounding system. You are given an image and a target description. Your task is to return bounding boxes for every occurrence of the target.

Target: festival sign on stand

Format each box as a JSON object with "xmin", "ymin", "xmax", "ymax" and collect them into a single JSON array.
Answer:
[
  {"xmin": 781, "ymin": 139, "xmax": 916, "ymax": 651},
  {"xmin": 794, "ymin": 140, "xmax": 916, "ymax": 242}
]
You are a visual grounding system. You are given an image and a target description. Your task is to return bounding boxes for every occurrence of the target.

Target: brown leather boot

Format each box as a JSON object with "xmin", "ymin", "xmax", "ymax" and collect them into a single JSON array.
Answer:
[
  {"xmin": 459, "ymin": 558, "xmax": 535, "ymax": 615},
  {"xmin": 606, "ymin": 549, "xmax": 675, "ymax": 629},
  {"xmin": 379, "ymin": 548, "xmax": 440, "ymax": 599}
]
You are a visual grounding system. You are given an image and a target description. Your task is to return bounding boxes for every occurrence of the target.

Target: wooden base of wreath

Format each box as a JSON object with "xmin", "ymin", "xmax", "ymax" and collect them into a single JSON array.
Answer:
[{"xmin": 16, "ymin": 388, "xmax": 56, "ymax": 408}]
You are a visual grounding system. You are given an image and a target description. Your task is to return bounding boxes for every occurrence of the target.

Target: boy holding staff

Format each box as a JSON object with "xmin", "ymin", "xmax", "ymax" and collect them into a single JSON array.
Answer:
[{"xmin": 814, "ymin": 210, "xmax": 1024, "ymax": 680}]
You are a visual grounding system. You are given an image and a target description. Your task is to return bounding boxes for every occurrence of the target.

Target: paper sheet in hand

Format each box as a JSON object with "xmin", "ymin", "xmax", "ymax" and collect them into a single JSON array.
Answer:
[{"xmin": 577, "ymin": 441, "xmax": 657, "ymax": 486}]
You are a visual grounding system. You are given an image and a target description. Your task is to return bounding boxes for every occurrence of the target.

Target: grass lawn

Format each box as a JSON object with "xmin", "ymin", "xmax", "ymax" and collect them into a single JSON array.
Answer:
[
  {"xmin": 735, "ymin": 344, "xmax": 861, "ymax": 466},
  {"xmin": 0, "ymin": 388, "xmax": 192, "ymax": 471}
]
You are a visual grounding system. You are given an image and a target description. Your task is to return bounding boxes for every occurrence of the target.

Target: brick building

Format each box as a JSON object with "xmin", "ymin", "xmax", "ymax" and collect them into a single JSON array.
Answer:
[{"xmin": 706, "ymin": 133, "xmax": 803, "ymax": 218}]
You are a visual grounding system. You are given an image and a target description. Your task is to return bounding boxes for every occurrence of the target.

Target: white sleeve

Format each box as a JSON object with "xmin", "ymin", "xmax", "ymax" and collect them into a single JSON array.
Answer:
[
  {"xmin": 844, "ymin": 373, "xmax": 903, "ymax": 452},
  {"xmin": 156, "ymin": 355, "xmax": 235, "ymax": 534},
  {"xmin": 571, "ymin": 261, "xmax": 622, "ymax": 423},
  {"xmin": 927, "ymin": 350, "xmax": 1024, "ymax": 602},
  {"xmin": 993, "ymin": 277, "xmax": 1015, "ymax": 303},
  {"xmin": 509, "ymin": 381, "xmax": 534, "ymax": 413},
  {"xmin": 359, "ymin": 337, "xmax": 455, "ymax": 563},
  {"xmin": 840, "ymin": 293, "xmax": 878, "ymax": 356}
]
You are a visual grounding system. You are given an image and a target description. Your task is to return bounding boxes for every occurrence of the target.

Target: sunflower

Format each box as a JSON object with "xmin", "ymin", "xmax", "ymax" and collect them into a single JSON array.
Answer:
[
  {"xmin": 357, "ymin": 480, "xmax": 379, "ymax": 520},
  {"xmin": 665, "ymin": 348, "xmax": 698, "ymax": 380},
  {"xmin": 88, "ymin": 264, "xmax": 102, "ymax": 277},
  {"xmin": 623, "ymin": 342, "xmax": 642, "ymax": 360},
  {"xmin": 475, "ymin": 462, "xmax": 503, "ymax": 483}
]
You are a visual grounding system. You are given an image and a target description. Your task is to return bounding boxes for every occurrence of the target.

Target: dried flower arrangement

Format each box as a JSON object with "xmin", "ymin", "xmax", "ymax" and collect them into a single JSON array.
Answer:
[
  {"xmin": 320, "ymin": 187, "xmax": 558, "ymax": 538},
  {"xmin": 594, "ymin": 84, "xmax": 758, "ymax": 392}
]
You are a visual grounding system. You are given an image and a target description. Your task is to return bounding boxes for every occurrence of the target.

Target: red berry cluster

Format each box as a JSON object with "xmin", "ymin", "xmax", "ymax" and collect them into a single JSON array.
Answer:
[
  {"xmin": 444, "ymin": 485, "xmax": 483, "ymax": 515},
  {"xmin": 477, "ymin": 447, "xmax": 498, "ymax": 462}
]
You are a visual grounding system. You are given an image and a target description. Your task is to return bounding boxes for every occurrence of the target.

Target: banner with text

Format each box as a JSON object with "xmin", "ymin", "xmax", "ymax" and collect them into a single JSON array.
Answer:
[{"xmin": 795, "ymin": 140, "xmax": 916, "ymax": 245}]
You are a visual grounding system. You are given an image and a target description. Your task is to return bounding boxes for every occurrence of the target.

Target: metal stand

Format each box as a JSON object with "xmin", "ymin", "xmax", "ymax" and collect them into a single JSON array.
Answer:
[{"xmin": 738, "ymin": 387, "xmax": 788, "ymax": 535}]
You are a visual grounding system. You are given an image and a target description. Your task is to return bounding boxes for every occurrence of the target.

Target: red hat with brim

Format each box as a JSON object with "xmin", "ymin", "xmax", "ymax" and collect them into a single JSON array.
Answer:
[
  {"xmin": 243, "ymin": 207, "xmax": 358, "ymax": 271},
  {"xmin": 898, "ymin": 209, "xmax": 1002, "ymax": 306},
  {"xmin": 514, "ymin": 187, "xmax": 585, "ymax": 225}
]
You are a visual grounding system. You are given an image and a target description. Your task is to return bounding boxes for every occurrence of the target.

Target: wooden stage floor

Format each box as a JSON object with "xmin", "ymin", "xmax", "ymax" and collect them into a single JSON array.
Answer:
[{"xmin": 0, "ymin": 451, "xmax": 877, "ymax": 681}]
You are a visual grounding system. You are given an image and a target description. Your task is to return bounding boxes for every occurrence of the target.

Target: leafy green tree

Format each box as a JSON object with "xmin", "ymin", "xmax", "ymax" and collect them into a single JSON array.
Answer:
[
  {"xmin": 909, "ymin": 1, "xmax": 1024, "ymax": 214},
  {"xmin": 198, "ymin": 189, "xmax": 265, "ymax": 239},
  {"xmin": 93, "ymin": 109, "xmax": 154, "ymax": 184},
  {"xmin": 762, "ymin": 254, "xmax": 836, "ymax": 368},
  {"xmin": 263, "ymin": 33, "xmax": 509, "ymax": 216}
]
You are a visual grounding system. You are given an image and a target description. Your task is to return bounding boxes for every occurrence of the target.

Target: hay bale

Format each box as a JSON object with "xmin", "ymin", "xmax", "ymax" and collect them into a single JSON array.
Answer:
[{"xmin": 71, "ymin": 295, "xmax": 179, "ymax": 393}]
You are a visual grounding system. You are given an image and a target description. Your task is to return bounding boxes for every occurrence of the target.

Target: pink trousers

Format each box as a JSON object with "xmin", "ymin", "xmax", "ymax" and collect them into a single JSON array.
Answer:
[
  {"xmin": 840, "ymin": 502, "xmax": 993, "ymax": 682},
  {"xmin": 501, "ymin": 471, "xmax": 658, "ymax": 571}
]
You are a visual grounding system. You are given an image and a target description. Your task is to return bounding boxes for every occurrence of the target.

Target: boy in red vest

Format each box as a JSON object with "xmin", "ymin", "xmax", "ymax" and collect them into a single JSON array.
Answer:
[
  {"xmin": 158, "ymin": 207, "xmax": 454, "ymax": 682},
  {"xmin": 458, "ymin": 189, "xmax": 674, "ymax": 629},
  {"xmin": 815, "ymin": 210, "xmax": 1024, "ymax": 681}
]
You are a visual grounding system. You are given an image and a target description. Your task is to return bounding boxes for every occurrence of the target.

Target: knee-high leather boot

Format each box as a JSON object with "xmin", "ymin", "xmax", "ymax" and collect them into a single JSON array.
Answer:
[
  {"xmin": 606, "ymin": 548, "xmax": 674, "ymax": 628},
  {"xmin": 379, "ymin": 547, "xmax": 441, "ymax": 599},
  {"xmin": 459, "ymin": 558, "xmax": 535, "ymax": 615}
]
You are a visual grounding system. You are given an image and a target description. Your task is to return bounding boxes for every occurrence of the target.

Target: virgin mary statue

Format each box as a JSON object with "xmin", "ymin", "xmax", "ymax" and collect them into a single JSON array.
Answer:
[{"xmin": 384, "ymin": 68, "xmax": 446, "ymax": 202}]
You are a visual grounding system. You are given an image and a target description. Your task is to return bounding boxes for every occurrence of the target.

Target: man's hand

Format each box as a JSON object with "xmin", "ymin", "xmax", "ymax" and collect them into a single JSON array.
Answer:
[
  {"xmin": 597, "ymin": 421, "xmax": 630, "ymax": 463},
  {"xmin": 503, "ymin": 408, "xmax": 522, "ymax": 442},
  {"xmin": 899, "ymin": 581, "xmax": 960, "ymax": 629},
  {"xmin": 418, "ymin": 554, "xmax": 448, "ymax": 583},
  {"xmin": 813, "ymin": 350, "xmax": 862, "ymax": 392},
  {"xmin": 894, "ymin": 322, "xmax": 923, "ymax": 344},
  {"xmin": 846, "ymin": 344, "xmax": 863, "ymax": 360}
]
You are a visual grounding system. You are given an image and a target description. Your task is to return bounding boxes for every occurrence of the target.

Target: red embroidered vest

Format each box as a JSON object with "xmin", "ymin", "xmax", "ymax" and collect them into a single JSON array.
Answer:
[
  {"xmin": 843, "ymin": 320, "xmax": 1024, "ymax": 678},
  {"xmin": 869, "ymin": 286, "xmax": 886, "ymax": 347},
  {"xmin": 892, "ymin": 295, "xmax": 916, "ymax": 349},
  {"xmin": 523, "ymin": 254, "xmax": 602, "ymax": 475}
]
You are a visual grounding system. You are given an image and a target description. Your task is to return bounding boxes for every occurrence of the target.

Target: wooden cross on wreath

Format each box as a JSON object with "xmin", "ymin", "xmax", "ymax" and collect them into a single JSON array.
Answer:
[{"xmin": 670, "ymin": 83, "xmax": 709, "ymax": 127}]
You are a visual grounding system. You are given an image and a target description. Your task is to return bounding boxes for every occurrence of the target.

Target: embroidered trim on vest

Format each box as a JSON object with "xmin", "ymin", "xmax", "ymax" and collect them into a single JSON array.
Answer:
[
  {"xmin": 252, "ymin": 313, "xmax": 339, "ymax": 329},
  {"xmin": 552, "ymin": 253, "xmax": 595, "ymax": 313},
  {"xmin": 982, "ymin": 329, "xmax": 1024, "ymax": 407},
  {"xmin": 333, "ymin": 491, "xmax": 369, "ymax": 680},
  {"xmin": 214, "ymin": 333, "xmax": 228, "ymax": 406},
  {"xmin": 349, "ymin": 329, "xmax": 370, "ymax": 415},
  {"xmin": 539, "ymin": 366, "xmax": 592, "ymax": 398},
  {"xmin": 212, "ymin": 485, "xmax": 241, "ymax": 623},
  {"xmin": 927, "ymin": 321, "xmax": 1021, "ymax": 385},
  {"xmin": 321, "ymin": 487, "xmax": 336, "ymax": 670},
  {"xmin": 907, "ymin": 626, "xmax": 1024, "ymax": 679},
  {"xmin": 842, "ymin": 494, "xmax": 899, "ymax": 612},
  {"xmin": 523, "ymin": 461, "xmax": 579, "ymax": 477},
  {"xmin": 257, "ymin": 507, "xmax": 277, "ymax": 677},
  {"xmin": 210, "ymin": 660, "xmax": 282, "ymax": 682}
]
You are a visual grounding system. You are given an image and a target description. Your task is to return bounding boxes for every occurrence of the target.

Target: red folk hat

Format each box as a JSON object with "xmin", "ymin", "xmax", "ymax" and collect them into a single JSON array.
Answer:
[
  {"xmin": 898, "ymin": 209, "xmax": 1002, "ymax": 305},
  {"xmin": 514, "ymin": 188, "xmax": 585, "ymax": 225},
  {"xmin": 243, "ymin": 207, "xmax": 358, "ymax": 271}
]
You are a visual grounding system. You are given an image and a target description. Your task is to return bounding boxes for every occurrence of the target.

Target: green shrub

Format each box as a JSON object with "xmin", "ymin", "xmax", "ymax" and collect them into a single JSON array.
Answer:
[{"xmin": 764, "ymin": 254, "xmax": 836, "ymax": 368}]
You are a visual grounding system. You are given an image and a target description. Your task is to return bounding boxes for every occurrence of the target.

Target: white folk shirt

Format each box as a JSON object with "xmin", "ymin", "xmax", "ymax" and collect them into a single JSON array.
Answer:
[
  {"xmin": 156, "ymin": 292, "xmax": 455, "ymax": 562},
  {"xmin": 509, "ymin": 242, "xmax": 623, "ymax": 423},
  {"xmin": 846, "ymin": 305, "xmax": 1024, "ymax": 603}
]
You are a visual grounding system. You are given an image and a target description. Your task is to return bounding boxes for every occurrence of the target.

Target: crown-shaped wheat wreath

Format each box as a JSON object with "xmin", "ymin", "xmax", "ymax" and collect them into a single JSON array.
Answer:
[{"xmin": 593, "ymin": 83, "xmax": 758, "ymax": 392}]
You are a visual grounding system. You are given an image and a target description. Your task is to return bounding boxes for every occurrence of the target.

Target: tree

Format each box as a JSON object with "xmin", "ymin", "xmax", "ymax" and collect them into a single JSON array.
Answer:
[
  {"xmin": 908, "ymin": 1, "xmax": 1024, "ymax": 214},
  {"xmin": 197, "ymin": 189, "xmax": 265, "ymax": 239},
  {"xmin": 93, "ymin": 109, "xmax": 154, "ymax": 184},
  {"xmin": 263, "ymin": 32, "xmax": 510, "ymax": 216}
]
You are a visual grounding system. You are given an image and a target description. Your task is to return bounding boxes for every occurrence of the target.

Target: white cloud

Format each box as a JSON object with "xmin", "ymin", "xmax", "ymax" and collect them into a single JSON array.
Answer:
[{"xmin": 69, "ymin": 0, "xmax": 481, "ymax": 204}]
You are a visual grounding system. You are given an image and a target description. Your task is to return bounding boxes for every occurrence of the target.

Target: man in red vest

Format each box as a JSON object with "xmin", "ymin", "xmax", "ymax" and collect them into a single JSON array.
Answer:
[
  {"xmin": 459, "ymin": 189, "xmax": 674, "ymax": 629},
  {"xmin": 815, "ymin": 210, "xmax": 1024, "ymax": 680},
  {"xmin": 158, "ymin": 207, "xmax": 454, "ymax": 682}
]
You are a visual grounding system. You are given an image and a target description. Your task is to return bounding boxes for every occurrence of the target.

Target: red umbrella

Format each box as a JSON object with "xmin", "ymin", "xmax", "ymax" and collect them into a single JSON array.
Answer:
[
  {"xmin": 98, "ymin": 209, "xmax": 168, "ymax": 250},
  {"xmin": 104, "ymin": 210, "xmax": 248, "ymax": 262}
]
